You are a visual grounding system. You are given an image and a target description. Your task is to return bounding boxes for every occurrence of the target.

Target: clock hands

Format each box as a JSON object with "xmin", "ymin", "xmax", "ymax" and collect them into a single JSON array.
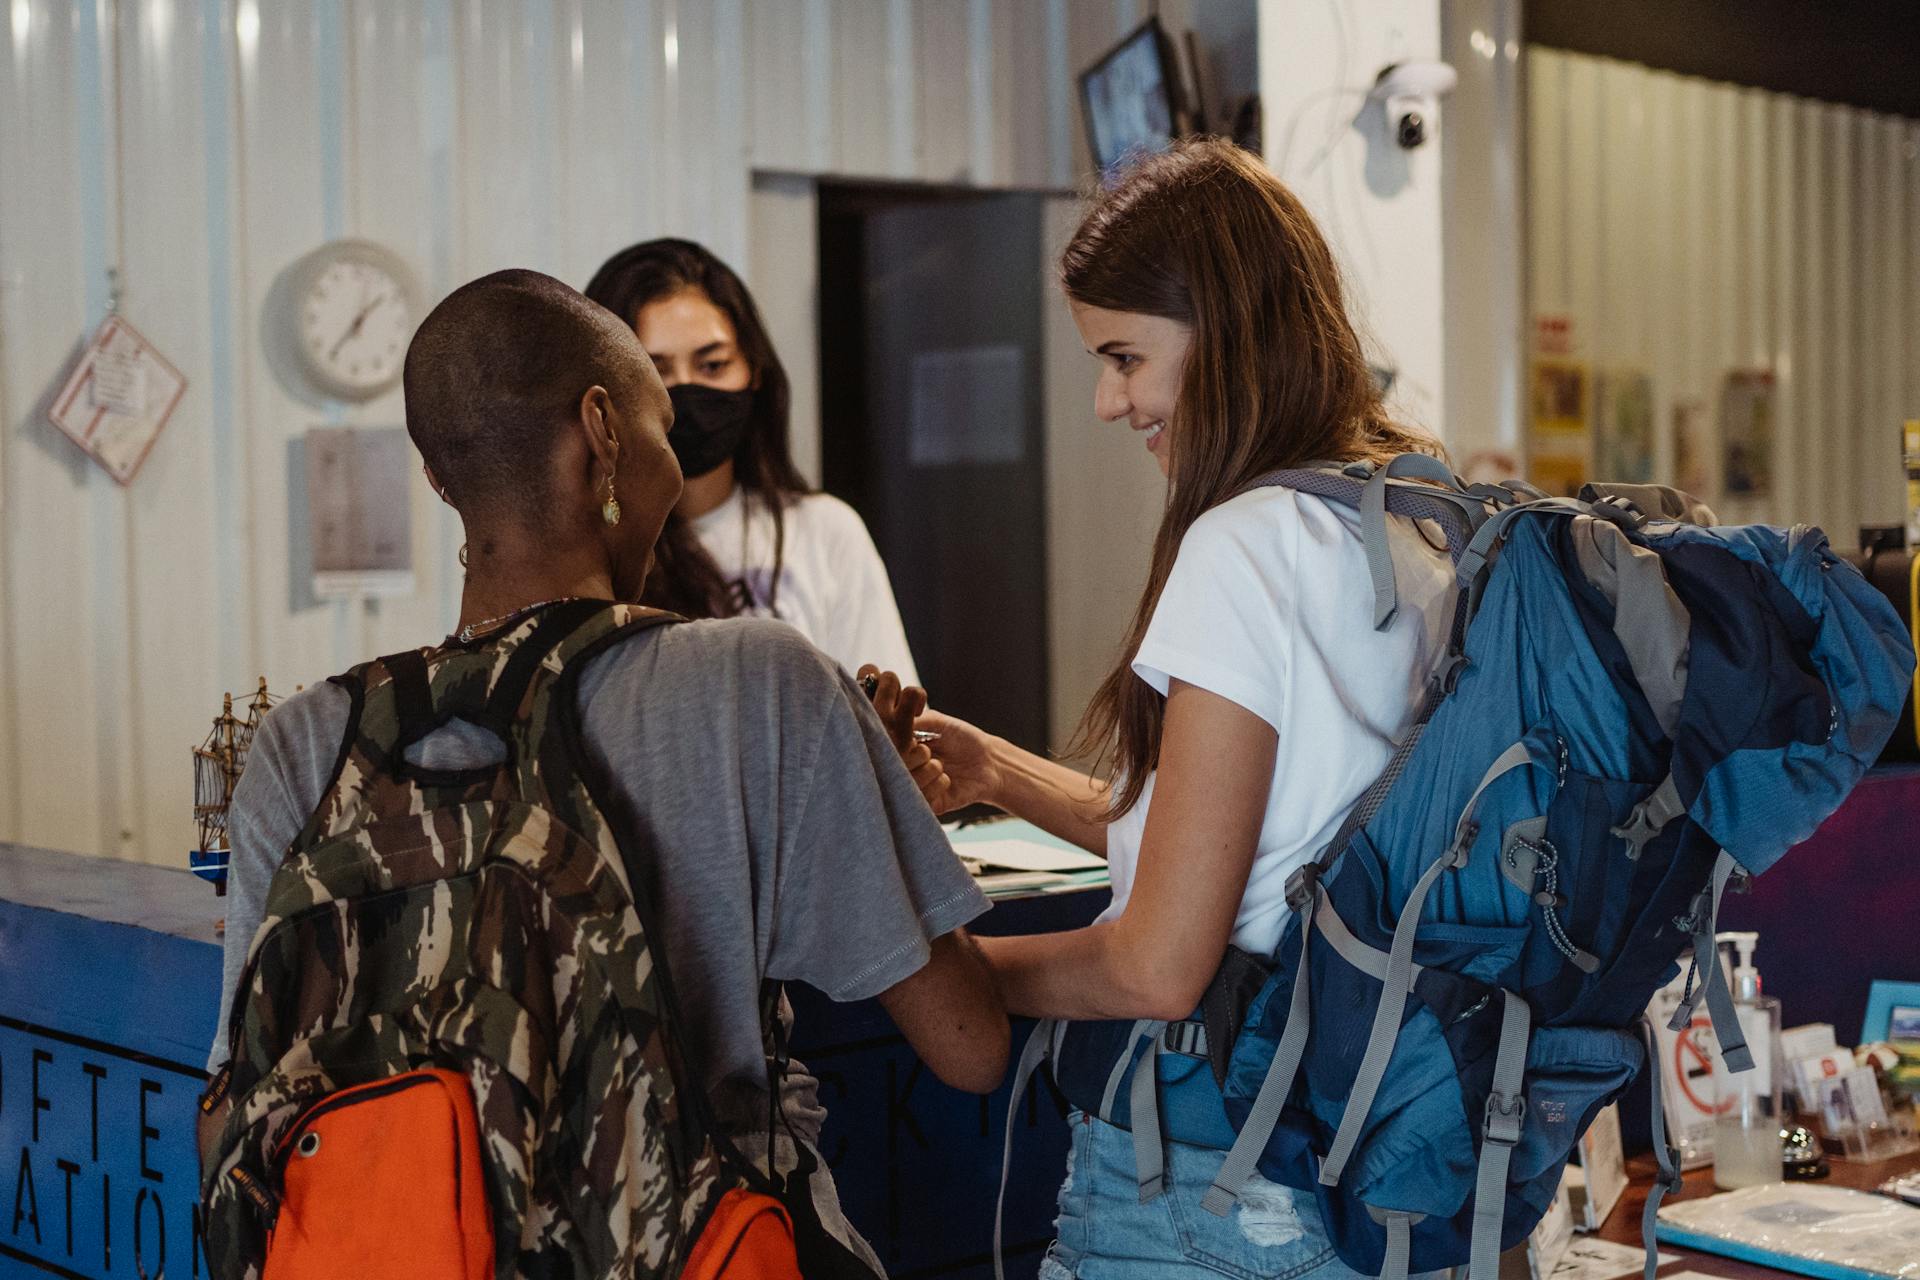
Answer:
[{"xmin": 328, "ymin": 290, "xmax": 388, "ymax": 362}]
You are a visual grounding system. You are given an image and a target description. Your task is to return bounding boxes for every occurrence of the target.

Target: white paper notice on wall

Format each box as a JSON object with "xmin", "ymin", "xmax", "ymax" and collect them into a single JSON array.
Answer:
[
  {"xmin": 908, "ymin": 345, "xmax": 1025, "ymax": 467},
  {"xmin": 47, "ymin": 314, "xmax": 188, "ymax": 485},
  {"xmin": 306, "ymin": 425, "xmax": 415, "ymax": 598}
]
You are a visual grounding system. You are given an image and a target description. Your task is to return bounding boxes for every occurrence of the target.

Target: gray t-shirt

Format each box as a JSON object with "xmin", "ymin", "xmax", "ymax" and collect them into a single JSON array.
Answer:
[{"xmin": 210, "ymin": 616, "xmax": 989, "ymax": 1148}]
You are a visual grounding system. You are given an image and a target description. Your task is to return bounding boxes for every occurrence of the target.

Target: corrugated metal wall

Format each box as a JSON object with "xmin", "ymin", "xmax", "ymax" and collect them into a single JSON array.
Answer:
[
  {"xmin": 1528, "ymin": 47, "xmax": 1920, "ymax": 536},
  {"xmin": 0, "ymin": 0, "xmax": 1203, "ymax": 865}
]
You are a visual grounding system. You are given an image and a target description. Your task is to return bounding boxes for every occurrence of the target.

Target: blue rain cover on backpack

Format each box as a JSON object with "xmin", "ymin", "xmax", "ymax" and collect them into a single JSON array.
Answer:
[{"xmin": 1193, "ymin": 463, "xmax": 1916, "ymax": 1280}]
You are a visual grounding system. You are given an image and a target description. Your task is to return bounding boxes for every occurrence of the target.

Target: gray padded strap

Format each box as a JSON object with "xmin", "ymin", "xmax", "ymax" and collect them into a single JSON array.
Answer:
[
  {"xmin": 1361, "ymin": 467, "xmax": 1403, "ymax": 629},
  {"xmin": 1637, "ymin": 1016, "xmax": 1681, "ymax": 1280},
  {"xmin": 1314, "ymin": 894, "xmax": 1424, "ymax": 989},
  {"xmin": 994, "ymin": 1019, "xmax": 1056, "ymax": 1280},
  {"xmin": 1201, "ymin": 891, "xmax": 1318, "ymax": 1216},
  {"xmin": 1244, "ymin": 464, "xmax": 1486, "ymax": 560},
  {"xmin": 1469, "ymin": 991, "xmax": 1533, "ymax": 1279},
  {"xmin": 1131, "ymin": 1027, "xmax": 1169, "ymax": 1202},
  {"xmin": 1360, "ymin": 456, "xmax": 1477, "ymax": 629}
]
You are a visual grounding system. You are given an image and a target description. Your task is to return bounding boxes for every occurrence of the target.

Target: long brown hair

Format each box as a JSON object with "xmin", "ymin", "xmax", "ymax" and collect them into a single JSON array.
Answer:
[
  {"xmin": 1067, "ymin": 138, "xmax": 1440, "ymax": 815},
  {"xmin": 584, "ymin": 239, "xmax": 810, "ymax": 617}
]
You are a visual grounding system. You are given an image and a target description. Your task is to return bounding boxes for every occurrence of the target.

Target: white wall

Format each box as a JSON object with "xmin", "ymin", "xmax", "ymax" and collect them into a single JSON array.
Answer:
[
  {"xmin": 1260, "ymin": 0, "xmax": 1447, "ymax": 437},
  {"xmin": 1528, "ymin": 48, "xmax": 1920, "ymax": 539},
  {"xmin": 0, "ymin": 0, "xmax": 1211, "ymax": 864},
  {"xmin": 1440, "ymin": 0, "xmax": 1525, "ymax": 464}
]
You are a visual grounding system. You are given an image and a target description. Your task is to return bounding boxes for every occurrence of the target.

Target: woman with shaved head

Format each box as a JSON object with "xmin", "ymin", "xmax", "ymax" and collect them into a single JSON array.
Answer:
[{"xmin": 204, "ymin": 269, "xmax": 1006, "ymax": 1277}]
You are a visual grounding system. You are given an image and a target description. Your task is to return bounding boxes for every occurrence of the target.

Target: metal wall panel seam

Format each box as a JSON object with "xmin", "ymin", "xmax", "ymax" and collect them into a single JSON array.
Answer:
[
  {"xmin": 803, "ymin": 0, "xmax": 832, "ymax": 172},
  {"xmin": 968, "ymin": 0, "xmax": 994, "ymax": 185},
  {"xmin": 81, "ymin": 0, "xmax": 137, "ymax": 861},
  {"xmin": 886, "ymin": 0, "xmax": 915, "ymax": 177},
  {"xmin": 1830, "ymin": 106, "xmax": 1857, "ymax": 544},
  {"xmin": 1045, "ymin": 0, "xmax": 1070, "ymax": 188},
  {"xmin": 200, "ymin": 0, "xmax": 245, "ymax": 699}
]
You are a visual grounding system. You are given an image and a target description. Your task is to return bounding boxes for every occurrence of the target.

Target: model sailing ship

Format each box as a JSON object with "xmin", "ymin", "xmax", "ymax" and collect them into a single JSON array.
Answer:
[{"xmin": 191, "ymin": 678, "xmax": 275, "ymax": 895}]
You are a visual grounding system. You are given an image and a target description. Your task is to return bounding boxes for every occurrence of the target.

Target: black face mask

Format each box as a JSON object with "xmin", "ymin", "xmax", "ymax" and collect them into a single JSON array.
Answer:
[{"xmin": 667, "ymin": 383, "xmax": 754, "ymax": 479}]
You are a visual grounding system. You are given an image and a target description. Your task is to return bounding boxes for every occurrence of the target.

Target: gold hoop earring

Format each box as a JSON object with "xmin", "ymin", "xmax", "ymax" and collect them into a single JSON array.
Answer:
[
  {"xmin": 458, "ymin": 543, "xmax": 468, "ymax": 568},
  {"xmin": 601, "ymin": 473, "xmax": 622, "ymax": 526}
]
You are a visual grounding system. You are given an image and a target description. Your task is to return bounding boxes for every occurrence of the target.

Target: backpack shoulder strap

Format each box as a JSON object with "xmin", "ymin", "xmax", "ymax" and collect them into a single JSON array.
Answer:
[{"xmin": 1242, "ymin": 454, "xmax": 1495, "ymax": 630}]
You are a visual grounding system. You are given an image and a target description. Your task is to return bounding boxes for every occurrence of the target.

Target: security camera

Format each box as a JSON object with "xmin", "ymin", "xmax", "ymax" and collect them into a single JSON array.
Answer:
[{"xmin": 1369, "ymin": 60, "xmax": 1458, "ymax": 150}]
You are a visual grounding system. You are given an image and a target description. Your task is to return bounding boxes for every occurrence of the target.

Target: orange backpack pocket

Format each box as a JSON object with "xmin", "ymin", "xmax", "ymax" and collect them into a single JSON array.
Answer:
[
  {"xmin": 265, "ymin": 1068, "xmax": 493, "ymax": 1280},
  {"xmin": 682, "ymin": 1187, "xmax": 803, "ymax": 1280}
]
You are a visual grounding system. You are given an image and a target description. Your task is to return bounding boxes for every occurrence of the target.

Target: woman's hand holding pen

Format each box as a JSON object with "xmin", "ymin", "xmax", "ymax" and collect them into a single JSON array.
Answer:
[
  {"xmin": 857, "ymin": 665, "xmax": 943, "ymax": 789},
  {"xmin": 857, "ymin": 665, "xmax": 1001, "ymax": 816},
  {"xmin": 906, "ymin": 708, "xmax": 1004, "ymax": 816}
]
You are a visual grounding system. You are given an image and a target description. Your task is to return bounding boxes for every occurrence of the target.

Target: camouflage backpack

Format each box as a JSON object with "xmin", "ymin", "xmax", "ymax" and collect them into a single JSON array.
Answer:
[{"xmin": 199, "ymin": 600, "xmax": 746, "ymax": 1279}]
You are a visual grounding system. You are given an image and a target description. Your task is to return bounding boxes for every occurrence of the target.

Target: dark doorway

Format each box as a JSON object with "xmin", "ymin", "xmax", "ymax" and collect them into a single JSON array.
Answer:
[{"xmin": 818, "ymin": 184, "xmax": 1051, "ymax": 754}]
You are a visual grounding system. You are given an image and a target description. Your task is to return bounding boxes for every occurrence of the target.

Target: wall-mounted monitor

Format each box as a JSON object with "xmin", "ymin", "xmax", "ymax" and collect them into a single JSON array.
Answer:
[{"xmin": 1078, "ymin": 18, "xmax": 1189, "ymax": 175}]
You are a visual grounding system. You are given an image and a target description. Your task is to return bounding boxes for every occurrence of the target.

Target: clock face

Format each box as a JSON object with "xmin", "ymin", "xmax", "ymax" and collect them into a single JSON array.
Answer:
[{"xmin": 295, "ymin": 250, "xmax": 415, "ymax": 399}]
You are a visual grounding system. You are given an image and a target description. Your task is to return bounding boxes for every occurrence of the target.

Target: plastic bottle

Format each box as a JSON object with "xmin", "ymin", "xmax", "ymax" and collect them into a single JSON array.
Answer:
[{"xmin": 1712, "ymin": 932, "xmax": 1784, "ymax": 1189}]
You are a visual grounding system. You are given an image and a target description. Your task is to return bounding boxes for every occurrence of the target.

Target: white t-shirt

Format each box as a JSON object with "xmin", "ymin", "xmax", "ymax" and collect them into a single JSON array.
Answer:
[
  {"xmin": 1099, "ymin": 485, "xmax": 1456, "ymax": 957},
  {"xmin": 691, "ymin": 487, "xmax": 920, "ymax": 685}
]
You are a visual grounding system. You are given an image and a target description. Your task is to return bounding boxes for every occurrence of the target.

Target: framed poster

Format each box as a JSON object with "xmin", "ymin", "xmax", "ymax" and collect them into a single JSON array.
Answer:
[
  {"xmin": 1595, "ymin": 370, "xmax": 1654, "ymax": 485},
  {"xmin": 1671, "ymin": 398, "xmax": 1710, "ymax": 497},
  {"xmin": 1720, "ymin": 369, "xmax": 1776, "ymax": 497},
  {"xmin": 1530, "ymin": 358, "xmax": 1591, "ymax": 496}
]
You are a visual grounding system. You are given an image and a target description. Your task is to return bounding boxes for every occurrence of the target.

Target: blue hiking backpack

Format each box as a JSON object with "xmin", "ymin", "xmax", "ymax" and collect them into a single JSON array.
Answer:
[{"xmin": 1005, "ymin": 457, "xmax": 1916, "ymax": 1280}]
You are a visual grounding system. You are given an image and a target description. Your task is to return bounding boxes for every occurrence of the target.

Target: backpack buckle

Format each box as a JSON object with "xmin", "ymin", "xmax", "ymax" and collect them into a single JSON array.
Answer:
[
  {"xmin": 1610, "ymin": 803, "xmax": 1664, "ymax": 862},
  {"xmin": 1444, "ymin": 822, "xmax": 1479, "ymax": 870},
  {"xmin": 1161, "ymin": 1021, "xmax": 1211, "ymax": 1060},
  {"xmin": 1656, "ymin": 1147, "xmax": 1685, "ymax": 1191},
  {"xmin": 1284, "ymin": 863, "xmax": 1322, "ymax": 910},
  {"xmin": 1427, "ymin": 651, "xmax": 1468, "ymax": 703},
  {"xmin": 1484, "ymin": 1090, "xmax": 1527, "ymax": 1147},
  {"xmin": 1589, "ymin": 495, "xmax": 1650, "ymax": 531}
]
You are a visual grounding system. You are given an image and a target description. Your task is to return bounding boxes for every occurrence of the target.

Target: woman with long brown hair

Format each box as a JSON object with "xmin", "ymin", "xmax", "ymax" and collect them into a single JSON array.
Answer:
[
  {"xmin": 585, "ymin": 239, "xmax": 918, "ymax": 681},
  {"xmin": 914, "ymin": 139, "xmax": 1453, "ymax": 1276}
]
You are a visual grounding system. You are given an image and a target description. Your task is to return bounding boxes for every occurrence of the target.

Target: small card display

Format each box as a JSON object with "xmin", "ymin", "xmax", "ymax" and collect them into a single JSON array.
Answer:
[{"xmin": 47, "ymin": 314, "xmax": 188, "ymax": 485}]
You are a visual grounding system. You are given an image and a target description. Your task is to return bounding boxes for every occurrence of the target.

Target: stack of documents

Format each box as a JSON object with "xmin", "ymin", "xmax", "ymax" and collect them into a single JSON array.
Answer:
[{"xmin": 947, "ymin": 820, "xmax": 1110, "ymax": 899}]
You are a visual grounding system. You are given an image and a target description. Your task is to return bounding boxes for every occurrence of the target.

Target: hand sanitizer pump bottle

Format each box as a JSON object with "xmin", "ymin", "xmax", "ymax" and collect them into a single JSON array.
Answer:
[{"xmin": 1712, "ymin": 932, "xmax": 1783, "ymax": 1189}]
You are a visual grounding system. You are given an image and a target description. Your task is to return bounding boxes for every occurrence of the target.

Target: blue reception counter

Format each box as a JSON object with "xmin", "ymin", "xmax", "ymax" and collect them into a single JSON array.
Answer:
[
  {"xmin": 0, "ymin": 845, "xmax": 222, "ymax": 1280},
  {"xmin": 0, "ymin": 840, "xmax": 1106, "ymax": 1280}
]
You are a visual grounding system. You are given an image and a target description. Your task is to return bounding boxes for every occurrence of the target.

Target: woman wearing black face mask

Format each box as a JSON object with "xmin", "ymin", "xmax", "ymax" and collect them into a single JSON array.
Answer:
[{"xmin": 585, "ymin": 239, "xmax": 918, "ymax": 681}]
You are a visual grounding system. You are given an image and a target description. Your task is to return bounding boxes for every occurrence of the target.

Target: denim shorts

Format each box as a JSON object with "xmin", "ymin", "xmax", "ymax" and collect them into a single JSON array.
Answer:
[{"xmin": 1039, "ymin": 1110, "xmax": 1409, "ymax": 1280}]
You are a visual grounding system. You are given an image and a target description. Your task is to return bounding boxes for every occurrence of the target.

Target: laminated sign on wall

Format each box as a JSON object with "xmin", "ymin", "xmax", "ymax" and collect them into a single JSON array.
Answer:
[
  {"xmin": 305, "ymin": 426, "xmax": 415, "ymax": 598},
  {"xmin": 46, "ymin": 315, "xmax": 188, "ymax": 485}
]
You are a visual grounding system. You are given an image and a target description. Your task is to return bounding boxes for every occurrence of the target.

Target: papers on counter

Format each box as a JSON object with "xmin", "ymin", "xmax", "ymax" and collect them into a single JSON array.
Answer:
[
  {"xmin": 1549, "ymin": 1238, "xmax": 1673, "ymax": 1280},
  {"xmin": 952, "ymin": 838, "xmax": 1106, "ymax": 873},
  {"xmin": 945, "ymin": 820, "xmax": 1110, "ymax": 899}
]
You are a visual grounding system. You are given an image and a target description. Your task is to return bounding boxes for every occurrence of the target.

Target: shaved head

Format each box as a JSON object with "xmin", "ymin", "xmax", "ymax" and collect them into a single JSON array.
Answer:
[{"xmin": 403, "ymin": 269, "xmax": 654, "ymax": 526}]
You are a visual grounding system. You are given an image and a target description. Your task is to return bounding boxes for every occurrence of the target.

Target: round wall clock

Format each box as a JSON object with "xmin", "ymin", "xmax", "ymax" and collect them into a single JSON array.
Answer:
[{"xmin": 288, "ymin": 240, "xmax": 423, "ymax": 401}]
